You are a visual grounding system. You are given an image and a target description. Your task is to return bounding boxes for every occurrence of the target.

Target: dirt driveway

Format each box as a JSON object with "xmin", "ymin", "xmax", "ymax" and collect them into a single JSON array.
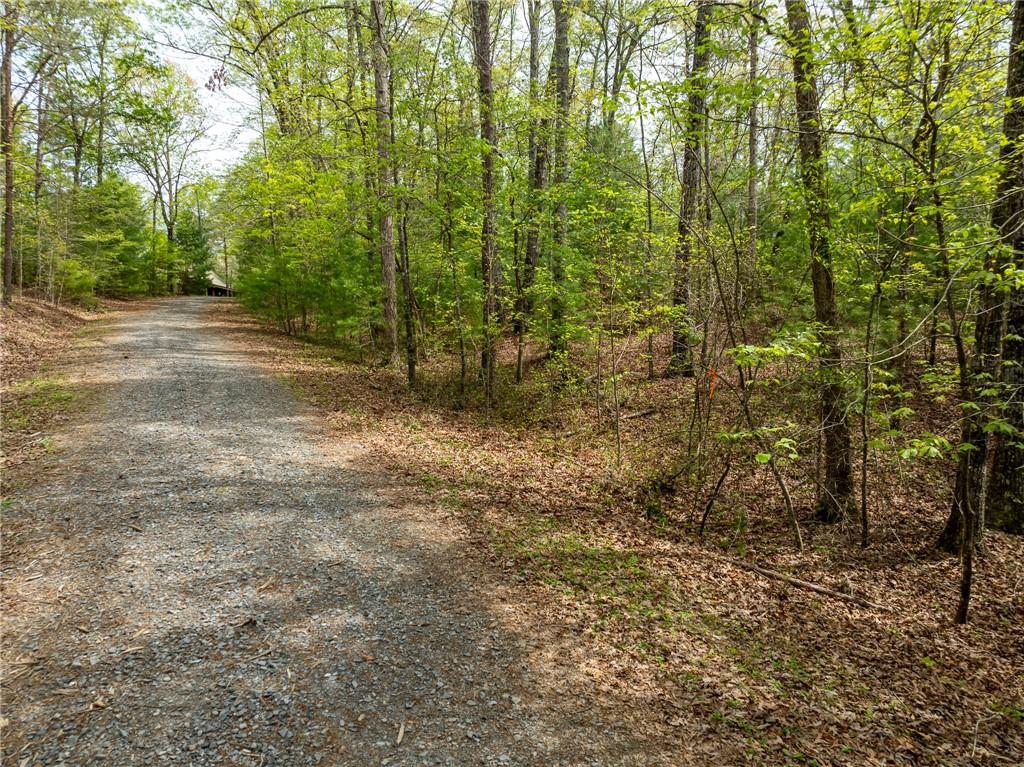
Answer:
[{"xmin": 1, "ymin": 297, "xmax": 660, "ymax": 766}]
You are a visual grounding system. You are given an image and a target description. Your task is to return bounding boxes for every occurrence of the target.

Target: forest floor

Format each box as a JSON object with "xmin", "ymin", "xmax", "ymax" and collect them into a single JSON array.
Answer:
[
  {"xmin": 1, "ymin": 295, "xmax": 153, "ymax": 475},
  {"xmin": 1, "ymin": 297, "xmax": 1022, "ymax": 766},
  {"xmin": 204, "ymin": 301, "xmax": 1023, "ymax": 766}
]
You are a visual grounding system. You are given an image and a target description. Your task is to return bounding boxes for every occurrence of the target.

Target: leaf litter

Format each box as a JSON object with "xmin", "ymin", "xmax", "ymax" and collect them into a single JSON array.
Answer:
[{"xmin": 208, "ymin": 300, "xmax": 1024, "ymax": 765}]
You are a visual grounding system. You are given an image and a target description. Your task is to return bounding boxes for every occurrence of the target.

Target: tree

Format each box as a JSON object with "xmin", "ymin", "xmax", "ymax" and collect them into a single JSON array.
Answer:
[
  {"xmin": 667, "ymin": 0, "xmax": 712, "ymax": 377},
  {"xmin": 2, "ymin": 0, "xmax": 15, "ymax": 305},
  {"xmin": 118, "ymin": 64, "xmax": 206, "ymax": 249},
  {"xmin": 784, "ymin": 0, "xmax": 853, "ymax": 522},
  {"xmin": 176, "ymin": 209, "xmax": 214, "ymax": 294},
  {"xmin": 515, "ymin": 0, "xmax": 544, "ymax": 383},
  {"xmin": 939, "ymin": 0, "xmax": 1024, "ymax": 556},
  {"xmin": 470, "ymin": 0, "xmax": 497, "ymax": 403},
  {"xmin": 549, "ymin": 0, "xmax": 571, "ymax": 358},
  {"xmin": 169, "ymin": 0, "xmax": 1020, "ymax": 625},
  {"xmin": 71, "ymin": 175, "xmax": 149, "ymax": 295},
  {"xmin": 986, "ymin": 0, "xmax": 1024, "ymax": 535},
  {"xmin": 369, "ymin": 0, "xmax": 399, "ymax": 364}
]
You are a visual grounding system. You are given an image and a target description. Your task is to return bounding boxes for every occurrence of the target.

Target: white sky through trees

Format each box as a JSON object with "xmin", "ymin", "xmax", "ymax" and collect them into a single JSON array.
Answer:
[{"xmin": 149, "ymin": 19, "xmax": 258, "ymax": 172}]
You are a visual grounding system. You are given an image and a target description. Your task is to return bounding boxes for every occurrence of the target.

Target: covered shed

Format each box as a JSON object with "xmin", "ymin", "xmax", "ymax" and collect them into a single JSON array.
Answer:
[{"xmin": 206, "ymin": 271, "xmax": 235, "ymax": 297}]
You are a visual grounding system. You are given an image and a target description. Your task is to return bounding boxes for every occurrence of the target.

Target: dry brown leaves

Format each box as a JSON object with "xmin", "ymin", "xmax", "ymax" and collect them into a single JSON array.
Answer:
[
  {"xmin": 1, "ymin": 296, "xmax": 153, "ymax": 478},
  {"xmin": 206, "ymin": 303, "xmax": 1024, "ymax": 764}
]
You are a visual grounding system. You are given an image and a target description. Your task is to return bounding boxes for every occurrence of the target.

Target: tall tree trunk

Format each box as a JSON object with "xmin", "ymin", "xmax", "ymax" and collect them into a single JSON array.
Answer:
[
  {"xmin": 1, "ymin": 0, "xmax": 14, "ymax": 306},
  {"xmin": 516, "ymin": 0, "xmax": 544, "ymax": 382},
  {"xmin": 398, "ymin": 202, "xmax": 417, "ymax": 387},
  {"xmin": 979, "ymin": 0, "xmax": 1024, "ymax": 536},
  {"xmin": 370, "ymin": 0, "xmax": 399, "ymax": 363},
  {"xmin": 667, "ymin": 0, "xmax": 711, "ymax": 376},
  {"xmin": 96, "ymin": 24, "xmax": 108, "ymax": 184},
  {"xmin": 71, "ymin": 116, "xmax": 84, "ymax": 190},
  {"xmin": 940, "ymin": 2, "xmax": 1024, "ymax": 555},
  {"xmin": 350, "ymin": 3, "xmax": 382, "ymax": 347},
  {"xmin": 33, "ymin": 77, "xmax": 44, "ymax": 205},
  {"xmin": 471, "ymin": 0, "xmax": 497, "ymax": 403},
  {"xmin": 33, "ymin": 70, "xmax": 45, "ymax": 293},
  {"xmin": 744, "ymin": 1, "xmax": 759, "ymax": 307},
  {"xmin": 785, "ymin": 0, "xmax": 853, "ymax": 522},
  {"xmin": 549, "ymin": 0, "xmax": 570, "ymax": 357},
  {"xmin": 638, "ymin": 37, "xmax": 656, "ymax": 380},
  {"xmin": 392, "ymin": 64, "xmax": 418, "ymax": 388}
]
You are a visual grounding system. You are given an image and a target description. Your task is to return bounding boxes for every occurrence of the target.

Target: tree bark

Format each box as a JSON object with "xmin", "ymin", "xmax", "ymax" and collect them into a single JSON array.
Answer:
[
  {"xmin": 398, "ymin": 201, "xmax": 417, "ymax": 387},
  {"xmin": 940, "ymin": 1, "xmax": 1024, "ymax": 555},
  {"xmin": 667, "ymin": 0, "xmax": 711, "ymax": 377},
  {"xmin": 95, "ymin": 20, "xmax": 110, "ymax": 185},
  {"xmin": 549, "ymin": 0, "xmax": 570, "ymax": 358},
  {"xmin": 785, "ymin": 0, "xmax": 853, "ymax": 522},
  {"xmin": 369, "ymin": 0, "xmax": 399, "ymax": 364},
  {"xmin": 1, "ymin": 1, "xmax": 15, "ymax": 306},
  {"xmin": 471, "ymin": 0, "xmax": 497, "ymax": 403},
  {"xmin": 516, "ymin": 0, "xmax": 544, "ymax": 382},
  {"xmin": 745, "ymin": 1, "xmax": 758, "ymax": 307},
  {"xmin": 984, "ymin": 0, "xmax": 1024, "ymax": 535}
]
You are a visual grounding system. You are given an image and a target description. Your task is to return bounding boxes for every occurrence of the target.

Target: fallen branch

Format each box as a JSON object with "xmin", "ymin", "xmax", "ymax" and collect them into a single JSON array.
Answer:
[
  {"xmin": 713, "ymin": 554, "xmax": 879, "ymax": 610},
  {"xmin": 562, "ymin": 408, "xmax": 659, "ymax": 439},
  {"xmin": 620, "ymin": 407, "xmax": 657, "ymax": 421}
]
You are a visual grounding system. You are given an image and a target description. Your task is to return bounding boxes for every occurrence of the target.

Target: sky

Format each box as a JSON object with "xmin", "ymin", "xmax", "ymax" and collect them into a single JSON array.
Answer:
[{"xmin": 152, "ymin": 24, "xmax": 260, "ymax": 174}]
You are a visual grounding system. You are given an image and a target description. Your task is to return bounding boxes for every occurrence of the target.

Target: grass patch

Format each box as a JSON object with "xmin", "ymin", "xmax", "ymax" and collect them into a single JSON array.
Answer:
[
  {"xmin": 493, "ymin": 519, "xmax": 679, "ymax": 633},
  {"xmin": 4, "ymin": 376, "xmax": 76, "ymax": 432}
]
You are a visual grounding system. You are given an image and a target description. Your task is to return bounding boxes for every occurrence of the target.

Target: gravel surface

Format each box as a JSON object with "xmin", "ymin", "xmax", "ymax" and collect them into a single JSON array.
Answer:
[{"xmin": 2, "ymin": 298, "xmax": 660, "ymax": 766}]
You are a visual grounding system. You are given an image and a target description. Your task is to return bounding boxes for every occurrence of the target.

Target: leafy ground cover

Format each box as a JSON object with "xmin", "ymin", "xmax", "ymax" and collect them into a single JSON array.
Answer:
[{"xmin": 209, "ymin": 299, "xmax": 1024, "ymax": 765}]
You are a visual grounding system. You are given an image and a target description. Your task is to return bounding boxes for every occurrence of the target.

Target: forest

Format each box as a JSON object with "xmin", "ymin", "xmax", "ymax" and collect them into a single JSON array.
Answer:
[{"xmin": 1, "ymin": 0, "xmax": 1023, "ymax": 762}]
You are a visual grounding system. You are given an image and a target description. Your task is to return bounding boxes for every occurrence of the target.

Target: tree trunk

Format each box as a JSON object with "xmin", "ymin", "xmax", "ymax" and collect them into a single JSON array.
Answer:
[
  {"xmin": 516, "ymin": 0, "xmax": 545, "ymax": 382},
  {"xmin": 1, "ymin": 1, "xmax": 14, "ymax": 306},
  {"xmin": 990, "ymin": 289, "xmax": 1024, "ymax": 533},
  {"xmin": 745, "ymin": 1, "xmax": 759, "ymax": 307},
  {"xmin": 370, "ymin": 0, "xmax": 399, "ymax": 364},
  {"xmin": 96, "ymin": 24, "xmax": 109, "ymax": 184},
  {"xmin": 471, "ymin": 0, "xmax": 497, "ymax": 403},
  {"xmin": 549, "ymin": 0, "xmax": 570, "ymax": 358},
  {"xmin": 33, "ymin": 77, "xmax": 44, "ymax": 204},
  {"xmin": 33, "ymin": 69, "xmax": 45, "ymax": 293},
  {"xmin": 638, "ymin": 39, "xmax": 656, "ymax": 380},
  {"xmin": 667, "ymin": 0, "xmax": 711, "ymax": 376},
  {"xmin": 940, "ymin": 1, "xmax": 1024, "ymax": 555},
  {"xmin": 398, "ymin": 202, "xmax": 417, "ymax": 387},
  {"xmin": 387, "ymin": 36, "xmax": 418, "ymax": 388},
  {"xmin": 984, "ymin": 0, "xmax": 1024, "ymax": 536},
  {"xmin": 785, "ymin": 0, "xmax": 853, "ymax": 522}
]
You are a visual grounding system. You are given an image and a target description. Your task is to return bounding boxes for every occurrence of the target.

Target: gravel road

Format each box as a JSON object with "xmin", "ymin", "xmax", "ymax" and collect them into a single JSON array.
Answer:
[{"xmin": 2, "ymin": 298, "xmax": 658, "ymax": 766}]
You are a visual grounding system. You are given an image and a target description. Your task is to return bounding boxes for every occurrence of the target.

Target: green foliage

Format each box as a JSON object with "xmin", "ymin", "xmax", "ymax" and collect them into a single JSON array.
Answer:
[
  {"xmin": 898, "ymin": 434, "xmax": 953, "ymax": 461},
  {"xmin": 728, "ymin": 329, "xmax": 820, "ymax": 368},
  {"xmin": 175, "ymin": 212, "xmax": 214, "ymax": 295},
  {"xmin": 56, "ymin": 259, "xmax": 98, "ymax": 301},
  {"xmin": 71, "ymin": 177, "xmax": 150, "ymax": 295},
  {"xmin": 8, "ymin": 0, "xmax": 206, "ymax": 304},
  {"xmin": 9, "ymin": 1, "xmax": 1020, "ymax": 552}
]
